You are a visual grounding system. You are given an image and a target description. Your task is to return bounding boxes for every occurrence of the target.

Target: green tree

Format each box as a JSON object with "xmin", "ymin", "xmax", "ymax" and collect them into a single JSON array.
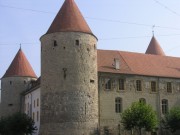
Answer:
[
  {"xmin": 121, "ymin": 102, "xmax": 158, "ymax": 135},
  {"xmin": 0, "ymin": 112, "xmax": 37, "ymax": 135},
  {"xmin": 162, "ymin": 107, "xmax": 180, "ymax": 133}
]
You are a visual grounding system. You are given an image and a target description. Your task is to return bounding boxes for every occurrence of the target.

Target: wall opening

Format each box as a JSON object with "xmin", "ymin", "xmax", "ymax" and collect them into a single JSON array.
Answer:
[
  {"xmin": 75, "ymin": 40, "xmax": 79, "ymax": 46},
  {"xmin": 90, "ymin": 79, "xmax": 95, "ymax": 83},
  {"xmin": 53, "ymin": 40, "xmax": 58, "ymax": 47}
]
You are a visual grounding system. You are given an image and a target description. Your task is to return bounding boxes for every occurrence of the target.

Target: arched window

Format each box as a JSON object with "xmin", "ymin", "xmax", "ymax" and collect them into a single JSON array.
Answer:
[
  {"xmin": 162, "ymin": 99, "xmax": 168, "ymax": 114},
  {"xmin": 139, "ymin": 98, "xmax": 146, "ymax": 104},
  {"xmin": 115, "ymin": 97, "xmax": 122, "ymax": 113}
]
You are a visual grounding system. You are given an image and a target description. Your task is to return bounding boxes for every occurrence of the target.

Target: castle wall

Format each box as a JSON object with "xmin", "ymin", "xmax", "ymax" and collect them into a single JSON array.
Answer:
[
  {"xmin": 1, "ymin": 77, "xmax": 36, "ymax": 117},
  {"xmin": 24, "ymin": 87, "xmax": 40, "ymax": 135},
  {"xmin": 40, "ymin": 32, "xmax": 98, "ymax": 135},
  {"xmin": 98, "ymin": 72, "xmax": 180, "ymax": 135}
]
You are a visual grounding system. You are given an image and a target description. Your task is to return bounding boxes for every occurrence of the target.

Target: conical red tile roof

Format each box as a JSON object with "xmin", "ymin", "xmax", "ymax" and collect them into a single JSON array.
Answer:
[
  {"xmin": 3, "ymin": 48, "xmax": 37, "ymax": 78},
  {"xmin": 46, "ymin": 0, "xmax": 93, "ymax": 35},
  {"xmin": 145, "ymin": 36, "xmax": 165, "ymax": 56}
]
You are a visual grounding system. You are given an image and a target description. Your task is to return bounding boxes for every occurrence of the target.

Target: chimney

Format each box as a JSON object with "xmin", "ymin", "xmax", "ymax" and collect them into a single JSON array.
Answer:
[{"xmin": 114, "ymin": 58, "xmax": 120, "ymax": 70}]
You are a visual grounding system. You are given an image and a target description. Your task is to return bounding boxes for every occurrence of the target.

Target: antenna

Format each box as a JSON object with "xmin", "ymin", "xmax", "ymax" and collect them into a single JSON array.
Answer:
[
  {"xmin": 152, "ymin": 25, "xmax": 155, "ymax": 36},
  {"xmin": 20, "ymin": 43, "xmax": 21, "ymax": 49}
]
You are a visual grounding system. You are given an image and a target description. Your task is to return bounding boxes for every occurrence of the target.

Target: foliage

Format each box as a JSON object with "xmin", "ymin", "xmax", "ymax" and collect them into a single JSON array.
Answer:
[
  {"xmin": 121, "ymin": 102, "xmax": 158, "ymax": 135},
  {"xmin": 0, "ymin": 112, "xmax": 37, "ymax": 135},
  {"xmin": 162, "ymin": 107, "xmax": 180, "ymax": 133}
]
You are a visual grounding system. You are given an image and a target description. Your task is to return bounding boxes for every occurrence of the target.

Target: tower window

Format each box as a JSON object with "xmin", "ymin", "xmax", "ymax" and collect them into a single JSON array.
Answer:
[
  {"xmin": 90, "ymin": 79, "xmax": 95, "ymax": 83},
  {"xmin": 94, "ymin": 44, "xmax": 96, "ymax": 50},
  {"xmin": 8, "ymin": 104, "xmax": 13, "ymax": 106},
  {"xmin": 53, "ymin": 40, "xmax": 58, "ymax": 47},
  {"xmin": 75, "ymin": 40, "xmax": 79, "ymax": 46},
  {"xmin": 136, "ymin": 80, "xmax": 142, "ymax": 91},
  {"xmin": 115, "ymin": 97, "xmax": 122, "ymax": 113}
]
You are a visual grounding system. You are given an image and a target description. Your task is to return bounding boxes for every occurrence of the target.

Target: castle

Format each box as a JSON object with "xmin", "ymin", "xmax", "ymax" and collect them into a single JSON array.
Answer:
[{"xmin": 1, "ymin": 0, "xmax": 180, "ymax": 135}]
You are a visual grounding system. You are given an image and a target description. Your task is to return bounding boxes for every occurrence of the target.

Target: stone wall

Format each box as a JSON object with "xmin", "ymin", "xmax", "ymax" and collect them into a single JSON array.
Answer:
[
  {"xmin": 1, "ymin": 77, "xmax": 36, "ymax": 117},
  {"xmin": 98, "ymin": 72, "xmax": 180, "ymax": 135},
  {"xmin": 40, "ymin": 32, "xmax": 98, "ymax": 135}
]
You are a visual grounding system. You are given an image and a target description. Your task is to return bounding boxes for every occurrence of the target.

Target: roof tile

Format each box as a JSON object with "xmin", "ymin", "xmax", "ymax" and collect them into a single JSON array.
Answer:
[
  {"xmin": 3, "ymin": 48, "xmax": 37, "ymax": 78},
  {"xmin": 46, "ymin": 0, "xmax": 93, "ymax": 35},
  {"xmin": 145, "ymin": 36, "xmax": 165, "ymax": 56},
  {"xmin": 98, "ymin": 50, "xmax": 180, "ymax": 78}
]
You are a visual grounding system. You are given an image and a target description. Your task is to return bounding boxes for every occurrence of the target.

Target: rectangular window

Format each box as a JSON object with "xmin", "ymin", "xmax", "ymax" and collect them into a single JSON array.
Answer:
[
  {"xmin": 32, "ymin": 112, "xmax": 35, "ymax": 121},
  {"xmin": 167, "ymin": 82, "xmax": 172, "ymax": 93},
  {"xmin": 37, "ymin": 111, "xmax": 39, "ymax": 122},
  {"xmin": 119, "ymin": 79, "xmax": 125, "ymax": 90},
  {"xmin": 115, "ymin": 98, "xmax": 122, "ymax": 113},
  {"xmin": 162, "ymin": 99, "xmax": 168, "ymax": 114},
  {"xmin": 105, "ymin": 78, "xmax": 111, "ymax": 90},
  {"xmin": 136, "ymin": 80, "xmax": 142, "ymax": 91},
  {"xmin": 75, "ymin": 40, "xmax": 79, "ymax": 46},
  {"xmin": 34, "ymin": 100, "xmax": 35, "ymax": 108},
  {"xmin": 37, "ymin": 98, "xmax": 39, "ymax": 107},
  {"xmin": 151, "ymin": 81, "xmax": 156, "ymax": 92}
]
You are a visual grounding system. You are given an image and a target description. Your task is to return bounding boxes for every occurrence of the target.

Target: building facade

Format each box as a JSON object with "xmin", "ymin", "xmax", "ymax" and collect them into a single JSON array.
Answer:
[{"xmin": 1, "ymin": 0, "xmax": 180, "ymax": 135}]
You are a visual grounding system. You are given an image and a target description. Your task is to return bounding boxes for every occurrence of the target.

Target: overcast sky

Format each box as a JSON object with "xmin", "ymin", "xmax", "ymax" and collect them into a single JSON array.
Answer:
[{"xmin": 1, "ymin": 0, "xmax": 180, "ymax": 84}]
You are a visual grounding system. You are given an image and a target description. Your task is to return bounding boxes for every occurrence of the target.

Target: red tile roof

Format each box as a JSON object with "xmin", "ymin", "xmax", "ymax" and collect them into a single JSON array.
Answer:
[
  {"xmin": 98, "ymin": 50, "xmax": 180, "ymax": 78},
  {"xmin": 145, "ymin": 36, "xmax": 165, "ymax": 56},
  {"xmin": 3, "ymin": 48, "xmax": 37, "ymax": 78},
  {"xmin": 46, "ymin": 0, "xmax": 93, "ymax": 35}
]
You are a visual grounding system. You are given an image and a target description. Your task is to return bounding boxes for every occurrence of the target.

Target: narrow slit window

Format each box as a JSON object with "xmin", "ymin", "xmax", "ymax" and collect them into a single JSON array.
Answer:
[
  {"xmin": 53, "ymin": 40, "xmax": 57, "ymax": 47},
  {"xmin": 90, "ymin": 79, "xmax": 95, "ymax": 83}
]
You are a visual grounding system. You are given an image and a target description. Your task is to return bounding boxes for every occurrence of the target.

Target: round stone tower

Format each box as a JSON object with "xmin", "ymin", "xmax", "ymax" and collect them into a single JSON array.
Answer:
[
  {"xmin": 39, "ymin": 0, "xmax": 98, "ymax": 134},
  {"xmin": 1, "ymin": 48, "xmax": 37, "ymax": 117}
]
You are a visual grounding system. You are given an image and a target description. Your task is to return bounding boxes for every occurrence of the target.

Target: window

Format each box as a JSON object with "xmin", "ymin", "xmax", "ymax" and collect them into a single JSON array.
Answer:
[
  {"xmin": 37, "ymin": 98, "xmax": 39, "ymax": 107},
  {"xmin": 10, "ymin": 81, "xmax": 12, "ymax": 85},
  {"xmin": 105, "ymin": 78, "xmax": 111, "ymax": 90},
  {"xmin": 162, "ymin": 99, "xmax": 168, "ymax": 114},
  {"xmin": 151, "ymin": 81, "xmax": 156, "ymax": 92},
  {"xmin": 136, "ymin": 80, "xmax": 142, "ymax": 91},
  {"xmin": 75, "ymin": 40, "xmax": 79, "ymax": 46},
  {"xmin": 37, "ymin": 111, "xmax": 39, "ymax": 122},
  {"xmin": 115, "ymin": 97, "xmax": 122, "ymax": 113},
  {"xmin": 167, "ymin": 82, "xmax": 172, "ymax": 93},
  {"xmin": 119, "ymin": 79, "xmax": 125, "ymax": 90},
  {"xmin": 53, "ymin": 40, "xmax": 57, "ymax": 47},
  {"xmin": 139, "ymin": 98, "xmax": 146, "ymax": 104},
  {"xmin": 32, "ymin": 112, "xmax": 35, "ymax": 121},
  {"xmin": 34, "ymin": 100, "xmax": 35, "ymax": 108}
]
